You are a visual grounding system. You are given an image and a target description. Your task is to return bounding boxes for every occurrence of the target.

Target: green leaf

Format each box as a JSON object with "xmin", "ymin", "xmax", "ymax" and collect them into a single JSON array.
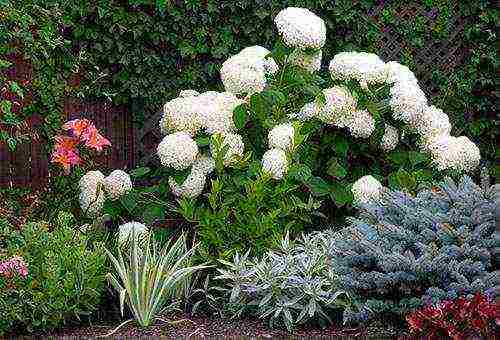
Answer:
[
  {"xmin": 0, "ymin": 59, "xmax": 12, "ymax": 69},
  {"xmin": 408, "ymin": 151, "xmax": 428, "ymax": 167},
  {"xmin": 0, "ymin": 100, "xmax": 12, "ymax": 114},
  {"xmin": 329, "ymin": 183, "xmax": 353, "ymax": 207},
  {"xmin": 387, "ymin": 151, "xmax": 408, "ymax": 166},
  {"xmin": 171, "ymin": 168, "xmax": 190, "ymax": 185},
  {"xmin": 394, "ymin": 169, "xmax": 417, "ymax": 191},
  {"xmin": 7, "ymin": 137, "xmax": 17, "ymax": 151},
  {"xmin": 195, "ymin": 136, "xmax": 210, "ymax": 147},
  {"xmin": 334, "ymin": 134, "xmax": 349, "ymax": 157},
  {"xmin": 315, "ymin": 91, "xmax": 326, "ymax": 107},
  {"xmin": 263, "ymin": 89, "xmax": 286, "ymax": 106},
  {"xmin": 288, "ymin": 163, "xmax": 312, "ymax": 182},
  {"xmin": 249, "ymin": 93, "xmax": 266, "ymax": 122},
  {"xmin": 9, "ymin": 82, "xmax": 24, "ymax": 98},
  {"xmin": 233, "ymin": 104, "xmax": 248, "ymax": 130},
  {"xmin": 142, "ymin": 205, "xmax": 165, "ymax": 225},
  {"xmin": 306, "ymin": 176, "xmax": 331, "ymax": 197},
  {"xmin": 326, "ymin": 158, "xmax": 347, "ymax": 179},
  {"xmin": 119, "ymin": 191, "xmax": 140, "ymax": 214},
  {"xmin": 130, "ymin": 167, "xmax": 150, "ymax": 178}
]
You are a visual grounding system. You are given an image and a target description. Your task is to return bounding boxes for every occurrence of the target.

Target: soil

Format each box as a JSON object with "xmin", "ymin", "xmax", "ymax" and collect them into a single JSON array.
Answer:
[{"xmin": 44, "ymin": 314, "xmax": 404, "ymax": 338}]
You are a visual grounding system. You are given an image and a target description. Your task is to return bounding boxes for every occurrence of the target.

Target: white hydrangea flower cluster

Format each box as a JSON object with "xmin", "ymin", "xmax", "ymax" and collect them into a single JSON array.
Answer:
[
  {"xmin": 198, "ymin": 91, "xmax": 245, "ymax": 134},
  {"xmin": 274, "ymin": 7, "xmax": 326, "ymax": 49},
  {"xmin": 161, "ymin": 96, "xmax": 203, "ymax": 135},
  {"xmin": 351, "ymin": 175, "xmax": 383, "ymax": 205},
  {"xmin": 424, "ymin": 135, "xmax": 481, "ymax": 172},
  {"xmin": 103, "ymin": 170, "xmax": 132, "ymax": 201},
  {"xmin": 294, "ymin": 87, "xmax": 375, "ymax": 139},
  {"xmin": 79, "ymin": 170, "xmax": 106, "ymax": 217},
  {"xmin": 389, "ymin": 81, "xmax": 428, "ymax": 124},
  {"xmin": 325, "ymin": 49, "xmax": 480, "ymax": 172},
  {"xmin": 192, "ymin": 155, "xmax": 216, "ymax": 175},
  {"xmin": 262, "ymin": 148, "xmax": 288, "ymax": 180},
  {"xmin": 158, "ymin": 88, "xmax": 245, "ymax": 198},
  {"xmin": 380, "ymin": 124, "xmax": 399, "ymax": 151},
  {"xmin": 413, "ymin": 105, "xmax": 451, "ymax": 141},
  {"xmin": 169, "ymin": 155, "xmax": 216, "ymax": 199},
  {"xmin": 329, "ymin": 51, "xmax": 387, "ymax": 85},
  {"xmin": 345, "ymin": 110, "xmax": 375, "ymax": 139},
  {"xmin": 296, "ymin": 102, "xmax": 320, "ymax": 121},
  {"xmin": 384, "ymin": 61, "xmax": 419, "ymax": 85},
  {"xmin": 221, "ymin": 46, "xmax": 279, "ymax": 95},
  {"xmin": 169, "ymin": 171, "xmax": 207, "ymax": 199},
  {"xmin": 117, "ymin": 221, "xmax": 149, "ymax": 247},
  {"xmin": 317, "ymin": 86, "xmax": 358, "ymax": 125},
  {"xmin": 261, "ymin": 123, "xmax": 295, "ymax": 179},
  {"xmin": 210, "ymin": 132, "xmax": 245, "ymax": 166},
  {"xmin": 179, "ymin": 89, "xmax": 200, "ymax": 98},
  {"xmin": 160, "ymin": 90, "xmax": 244, "ymax": 136},
  {"xmin": 384, "ymin": 64, "xmax": 479, "ymax": 172},
  {"xmin": 268, "ymin": 123, "xmax": 295, "ymax": 151},
  {"xmin": 157, "ymin": 131, "xmax": 199, "ymax": 170},
  {"xmin": 79, "ymin": 169, "xmax": 133, "ymax": 216}
]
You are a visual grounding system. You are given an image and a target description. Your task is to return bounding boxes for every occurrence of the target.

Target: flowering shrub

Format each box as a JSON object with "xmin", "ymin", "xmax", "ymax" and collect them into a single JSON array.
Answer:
[
  {"xmin": 0, "ymin": 216, "xmax": 106, "ymax": 334},
  {"xmin": 406, "ymin": 293, "xmax": 497, "ymax": 339},
  {"xmin": 141, "ymin": 6, "xmax": 482, "ymax": 257},
  {"xmin": 50, "ymin": 118, "xmax": 111, "ymax": 174},
  {"xmin": 0, "ymin": 256, "xmax": 28, "ymax": 279}
]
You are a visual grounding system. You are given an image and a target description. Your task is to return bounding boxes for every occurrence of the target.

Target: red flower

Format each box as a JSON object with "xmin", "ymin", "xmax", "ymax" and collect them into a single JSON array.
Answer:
[
  {"xmin": 406, "ymin": 312, "xmax": 424, "ymax": 332},
  {"xmin": 54, "ymin": 135, "xmax": 79, "ymax": 150}
]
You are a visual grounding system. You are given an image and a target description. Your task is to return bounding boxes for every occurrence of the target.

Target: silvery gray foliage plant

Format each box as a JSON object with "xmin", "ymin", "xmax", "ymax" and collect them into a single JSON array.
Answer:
[{"xmin": 216, "ymin": 233, "xmax": 350, "ymax": 331}]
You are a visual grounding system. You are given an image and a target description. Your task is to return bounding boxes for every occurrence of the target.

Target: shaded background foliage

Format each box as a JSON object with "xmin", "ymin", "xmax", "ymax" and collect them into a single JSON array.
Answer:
[{"xmin": 0, "ymin": 0, "xmax": 496, "ymax": 167}]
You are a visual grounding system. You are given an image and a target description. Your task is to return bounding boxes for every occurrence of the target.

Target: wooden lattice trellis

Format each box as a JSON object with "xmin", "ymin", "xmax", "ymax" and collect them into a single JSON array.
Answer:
[{"xmin": 369, "ymin": 3, "xmax": 470, "ymax": 97}]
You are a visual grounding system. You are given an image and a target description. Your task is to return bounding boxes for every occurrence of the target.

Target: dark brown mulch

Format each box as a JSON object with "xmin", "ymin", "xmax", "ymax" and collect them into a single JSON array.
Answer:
[{"xmin": 43, "ymin": 314, "xmax": 403, "ymax": 339}]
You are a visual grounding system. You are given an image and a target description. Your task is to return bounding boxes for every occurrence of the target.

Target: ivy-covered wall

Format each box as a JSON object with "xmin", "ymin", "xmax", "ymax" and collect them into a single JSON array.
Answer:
[{"xmin": 1, "ymin": 0, "xmax": 496, "ymax": 170}]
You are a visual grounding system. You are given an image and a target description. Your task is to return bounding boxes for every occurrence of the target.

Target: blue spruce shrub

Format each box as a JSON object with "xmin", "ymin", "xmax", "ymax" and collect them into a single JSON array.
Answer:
[{"xmin": 328, "ymin": 174, "xmax": 498, "ymax": 323}]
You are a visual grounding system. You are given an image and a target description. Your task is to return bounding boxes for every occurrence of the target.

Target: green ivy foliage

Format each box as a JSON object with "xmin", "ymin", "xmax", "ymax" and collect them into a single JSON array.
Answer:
[{"xmin": 1, "ymin": 0, "xmax": 496, "ymax": 168}]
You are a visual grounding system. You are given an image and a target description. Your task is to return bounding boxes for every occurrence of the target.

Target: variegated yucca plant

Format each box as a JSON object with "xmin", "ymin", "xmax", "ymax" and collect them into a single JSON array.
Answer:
[{"xmin": 105, "ymin": 230, "xmax": 207, "ymax": 329}]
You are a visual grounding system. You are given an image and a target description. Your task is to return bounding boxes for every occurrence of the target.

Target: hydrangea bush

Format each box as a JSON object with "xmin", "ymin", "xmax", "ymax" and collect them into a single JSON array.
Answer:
[
  {"xmin": 77, "ymin": 7, "xmax": 482, "ymax": 258},
  {"xmin": 137, "ymin": 7, "xmax": 481, "ymax": 257}
]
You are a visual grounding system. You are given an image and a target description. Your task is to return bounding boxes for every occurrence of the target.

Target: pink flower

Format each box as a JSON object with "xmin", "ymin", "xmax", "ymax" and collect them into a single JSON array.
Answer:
[
  {"xmin": 0, "ymin": 256, "xmax": 28, "ymax": 278},
  {"xmin": 63, "ymin": 118, "xmax": 93, "ymax": 138},
  {"xmin": 52, "ymin": 118, "xmax": 111, "ymax": 173},
  {"xmin": 81, "ymin": 127, "xmax": 111, "ymax": 152},
  {"xmin": 51, "ymin": 141, "xmax": 82, "ymax": 174}
]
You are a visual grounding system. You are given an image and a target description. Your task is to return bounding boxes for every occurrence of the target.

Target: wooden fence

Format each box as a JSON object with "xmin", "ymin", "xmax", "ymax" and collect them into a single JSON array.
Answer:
[
  {"xmin": 0, "ymin": 2, "xmax": 471, "ymax": 188},
  {"xmin": 0, "ymin": 99, "xmax": 139, "ymax": 188}
]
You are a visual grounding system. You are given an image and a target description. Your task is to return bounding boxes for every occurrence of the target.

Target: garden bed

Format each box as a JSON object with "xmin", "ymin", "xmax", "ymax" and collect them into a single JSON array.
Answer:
[{"xmin": 46, "ymin": 314, "xmax": 403, "ymax": 338}]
